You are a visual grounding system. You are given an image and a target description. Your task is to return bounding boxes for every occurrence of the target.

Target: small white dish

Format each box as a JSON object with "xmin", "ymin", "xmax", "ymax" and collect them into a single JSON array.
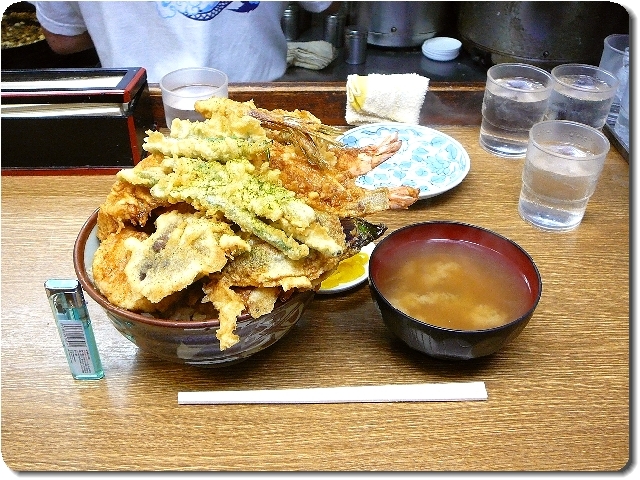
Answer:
[
  {"xmin": 318, "ymin": 243, "xmax": 375, "ymax": 294},
  {"xmin": 338, "ymin": 123, "xmax": 471, "ymax": 200},
  {"xmin": 423, "ymin": 51, "xmax": 458, "ymax": 62},
  {"xmin": 422, "ymin": 37, "xmax": 462, "ymax": 61}
]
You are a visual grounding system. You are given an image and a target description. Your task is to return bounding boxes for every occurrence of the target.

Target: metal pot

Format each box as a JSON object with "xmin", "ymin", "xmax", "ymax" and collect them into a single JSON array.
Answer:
[
  {"xmin": 352, "ymin": 1, "xmax": 454, "ymax": 48},
  {"xmin": 457, "ymin": 1, "xmax": 629, "ymax": 68}
]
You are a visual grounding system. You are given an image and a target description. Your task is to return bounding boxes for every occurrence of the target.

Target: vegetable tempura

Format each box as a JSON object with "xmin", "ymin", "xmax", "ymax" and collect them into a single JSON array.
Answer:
[{"xmin": 92, "ymin": 98, "xmax": 418, "ymax": 349}]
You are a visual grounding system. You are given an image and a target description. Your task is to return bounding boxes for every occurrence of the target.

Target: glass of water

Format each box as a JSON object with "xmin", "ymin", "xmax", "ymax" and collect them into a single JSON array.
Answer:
[
  {"xmin": 479, "ymin": 63, "xmax": 553, "ymax": 159},
  {"xmin": 544, "ymin": 64, "xmax": 619, "ymax": 130},
  {"xmin": 160, "ymin": 67, "xmax": 228, "ymax": 128},
  {"xmin": 598, "ymin": 34, "xmax": 630, "ymax": 126},
  {"xmin": 518, "ymin": 120, "xmax": 610, "ymax": 232}
]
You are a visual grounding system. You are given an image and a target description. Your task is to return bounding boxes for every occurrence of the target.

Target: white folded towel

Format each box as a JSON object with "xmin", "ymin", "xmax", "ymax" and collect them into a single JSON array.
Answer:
[
  {"xmin": 287, "ymin": 41, "xmax": 337, "ymax": 70},
  {"xmin": 345, "ymin": 73, "xmax": 430, "ymax": 125}
]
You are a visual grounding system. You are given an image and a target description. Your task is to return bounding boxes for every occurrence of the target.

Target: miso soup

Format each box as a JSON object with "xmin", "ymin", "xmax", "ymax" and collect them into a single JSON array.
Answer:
[{"xmin": 376, "ymin": 240, "xmax": 532, "ymax": 330}]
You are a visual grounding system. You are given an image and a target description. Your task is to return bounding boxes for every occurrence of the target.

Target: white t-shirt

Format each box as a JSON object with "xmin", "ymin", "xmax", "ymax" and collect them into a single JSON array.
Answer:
[{"xmin": 34, "ymin": 1, "xmax": 332, "ymax": 83}]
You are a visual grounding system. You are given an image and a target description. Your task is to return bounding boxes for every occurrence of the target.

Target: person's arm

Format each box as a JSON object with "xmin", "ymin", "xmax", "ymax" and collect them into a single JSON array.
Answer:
[
  {"xmin": 41, "ymin": 28, "xmax": 94, "ymax": 55},
  {"xmin": 298, "ymin": 1, "xmax": 342, "ymax": 14}
]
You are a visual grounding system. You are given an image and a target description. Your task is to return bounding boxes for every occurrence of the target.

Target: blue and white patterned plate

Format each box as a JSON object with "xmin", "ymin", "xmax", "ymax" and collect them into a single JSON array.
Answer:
[{"xmin": 339, "ymin": 123, "xmax": 471, "ymax": 200}]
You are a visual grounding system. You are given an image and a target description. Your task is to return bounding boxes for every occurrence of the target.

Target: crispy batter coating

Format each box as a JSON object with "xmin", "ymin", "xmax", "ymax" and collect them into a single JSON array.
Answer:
[
  {"xmin": 123, "ymin": 210, "xmax": 250, "ymax": 304},
  {"xmin": 201, "ymin": 279, "xmax": 245, "ymax": 350},
  {"xmin": 144, "ymin": 112, "xmax": 271, "ymax": 165},
  {"xmin": 267, "ymin": 141, "xmax": 395, "ymax": 217},
  {"xmin": 92, "ymin": 98, "xmax": 408, "ymax": 350},
  {"xmin": 194, "ymin": 97, "xmax": 257, "ymax": 127},
  {"xmin": 207, "ymin": 211, "xmax": 350, "ymax": 292},
  {"xmin": 245, "ymin": 105, "xmax": 416, "ymax": 215},
  {"xmin": 97, "ymin": 154, "xmax": 172, "ymax": 240},
  {"xmin": 245, "ymin": 287, "xmax": 281, "ymax": 318},
  {"xmin": 92, "ymin": 227, "xmax": 157, "ymax": 311}
]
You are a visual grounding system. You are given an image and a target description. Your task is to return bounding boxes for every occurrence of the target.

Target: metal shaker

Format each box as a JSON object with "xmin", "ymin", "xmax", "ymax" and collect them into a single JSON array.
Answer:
[
  {"xmin": 344, "ymin": 26, "xmax": 368, "ymax": 64},
  {"xmin": 281, "ymin": 3, "xmax": 299, "ymax": 41},
  {"xmin": 324, "ymin": 12, "xmax": 346, "ymax": 48}
]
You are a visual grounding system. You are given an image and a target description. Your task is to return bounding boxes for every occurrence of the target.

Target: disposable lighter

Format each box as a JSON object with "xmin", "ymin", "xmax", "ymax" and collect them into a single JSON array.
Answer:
[{"xmin": 44, "ymin": 279, "xmax": 104, "ymax": 380}]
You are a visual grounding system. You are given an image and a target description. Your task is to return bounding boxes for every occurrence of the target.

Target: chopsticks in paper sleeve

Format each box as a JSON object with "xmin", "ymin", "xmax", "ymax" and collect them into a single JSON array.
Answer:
[{"xmin": 178, "ymin": 382, "xmax": 487, "ymax": 405}]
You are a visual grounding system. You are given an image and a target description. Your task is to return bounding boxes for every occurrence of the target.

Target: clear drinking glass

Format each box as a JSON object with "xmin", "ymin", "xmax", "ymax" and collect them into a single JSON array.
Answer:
[
  {"xmin": 160, "ymin": 67, "xmax": 228, "ymax": 127},
  {"xmin": 598, "ymin": 34, "xmax": 630, "ymax": 126},
  {"xmin": 479, "ymin": 63, "xmax": 553, "ymax": 158},
  {"xmin": 518, "ymin": 120, "xmax": 610, "ymax": 232},
  {"xmin": 613, "ymin": 77, "xmax": 630, "ymax": 151},
  {"xmin": 544, "ymin": 64, "xmax": 619, "ymax": 129}
]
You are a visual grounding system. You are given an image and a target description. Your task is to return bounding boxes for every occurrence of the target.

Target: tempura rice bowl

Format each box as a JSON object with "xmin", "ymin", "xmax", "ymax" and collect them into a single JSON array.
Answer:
[{"xmin": 73, "ymin": 209, "xmax": 314, "ymax": 367}]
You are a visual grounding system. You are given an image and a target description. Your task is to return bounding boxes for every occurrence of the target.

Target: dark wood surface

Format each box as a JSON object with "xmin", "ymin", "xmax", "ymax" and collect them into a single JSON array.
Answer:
[
  {"xmin": 1, "ymin": 84, "xmax": 629, "ymax": 471},
  {"xmin": 149, "ymin": 81, "xmax": 485, "ymax": 128}
]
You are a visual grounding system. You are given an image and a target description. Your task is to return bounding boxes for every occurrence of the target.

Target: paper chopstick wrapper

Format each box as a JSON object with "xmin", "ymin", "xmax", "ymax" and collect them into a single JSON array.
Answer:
[
  {"xmin": 178, "ymin": 381, "xmax": 487, "ymax": 405},
  {"xmin": 345, "ymin": 73, "xmax": 430, "ymax": 125}
]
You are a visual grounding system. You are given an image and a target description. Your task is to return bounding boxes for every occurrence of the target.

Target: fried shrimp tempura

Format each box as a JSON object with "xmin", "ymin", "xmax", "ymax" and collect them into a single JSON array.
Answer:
[{"xmin": 197, "ymin": 98, "xmax": 418, "ymax": 216}]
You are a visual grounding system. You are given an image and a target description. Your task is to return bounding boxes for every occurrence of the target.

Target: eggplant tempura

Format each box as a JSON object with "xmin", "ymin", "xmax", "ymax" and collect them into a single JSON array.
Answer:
[{"xmin": 93, "ymin": 98, "xmax": 419, "ymax": 349}]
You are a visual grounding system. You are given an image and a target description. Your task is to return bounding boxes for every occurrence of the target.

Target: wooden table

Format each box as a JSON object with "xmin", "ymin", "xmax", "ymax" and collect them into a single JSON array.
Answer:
[{"xmin": 1, "ymin": 83, "xmax": 629, "ymax": 471}]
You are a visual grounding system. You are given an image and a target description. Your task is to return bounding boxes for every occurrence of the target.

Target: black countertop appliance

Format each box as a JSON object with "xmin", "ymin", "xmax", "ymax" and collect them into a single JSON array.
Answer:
[{"xmin": 457, "ymin": 1, "xmax": 630, "ymax": 69}]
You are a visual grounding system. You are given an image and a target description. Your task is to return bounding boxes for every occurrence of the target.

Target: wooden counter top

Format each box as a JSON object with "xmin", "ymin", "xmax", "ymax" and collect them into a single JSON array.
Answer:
[{"xmin": 1, "ymin": 85, "xmax": 629, "ymax": 471}]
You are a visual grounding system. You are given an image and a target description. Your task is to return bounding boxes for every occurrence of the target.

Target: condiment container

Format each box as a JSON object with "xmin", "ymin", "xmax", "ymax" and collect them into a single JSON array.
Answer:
[
  {"xmin": 281, "ymin": 3, "xmax": 300, "ymax": 41},
  {"xmin": 324, "ymin": 12, "xmax": 346, "ymax": 48},
  {"xmin": 344, "ymin": 26, "xmax": 368, "ymax": 64}
]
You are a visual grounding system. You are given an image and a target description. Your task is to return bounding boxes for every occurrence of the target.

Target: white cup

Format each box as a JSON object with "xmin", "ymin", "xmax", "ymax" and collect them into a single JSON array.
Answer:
[{"xmin": 160, "ymin": 67, "xmax": 228, "ymax": 127}]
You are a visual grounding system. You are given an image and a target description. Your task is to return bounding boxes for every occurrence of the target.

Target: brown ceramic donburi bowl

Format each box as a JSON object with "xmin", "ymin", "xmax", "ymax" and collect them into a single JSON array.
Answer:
[
  {"xmin": 368, "ymin": 221, "xmax": 542, "ymax": 361},
  {"xmin": 73, "ymin": 209, "xmax": 315, "ymax": 367}
]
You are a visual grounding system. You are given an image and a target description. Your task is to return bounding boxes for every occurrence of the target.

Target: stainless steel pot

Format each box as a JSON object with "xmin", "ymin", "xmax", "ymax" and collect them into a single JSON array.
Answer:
[
  {"xmin": 352, "ymin": 1, "xmax": 454, "ymax": 48},
  {"xmin": 457, "ymin": 1, "xmax": 629, "ymax": 68}
]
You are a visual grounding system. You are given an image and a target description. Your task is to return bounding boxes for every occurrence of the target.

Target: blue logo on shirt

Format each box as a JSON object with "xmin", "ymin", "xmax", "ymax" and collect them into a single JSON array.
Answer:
[{"xmin": 157, "ymin": 2, "xmax": 259, "ymax": 20}]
